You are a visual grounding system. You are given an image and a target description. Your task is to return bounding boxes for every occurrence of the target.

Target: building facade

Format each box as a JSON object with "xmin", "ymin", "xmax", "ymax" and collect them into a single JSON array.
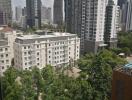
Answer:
[
  {"xmin": 0, "ymin": 0, "xmax": 12, "ymax": 25},
  {"xmin": 119, "ymin": 0, "xmax": 132, "ymax": 31},
  {"xmin": 65, "ymin": 0, "xmax": 119, "ymax": 54},
  {"xmin": 14, "ymin": 32, "xmax": 80, "ymax": 70},
  {"xmin": 119, "ymin": 0, "xmax": 128, "ymax": 31},
  {"xmin": 0, "ymin": 26, "xmax": 23, "ymax": 59},
  {"xmin": 41, "ymin": 6, "xmax": 52, "ymax": 24},
  {"xmin": 125, "ymin": 0, "xmax": 132, "ymax": 31},
  {"xmin": 0, "ymin": 26, "xmax": 23, "ymax": 75},
  {"xmin": 0, "ymin": 40, "xmax": 11, "ymax": 75},
  {"xmin": 53, "ymin": 0, "xmax": 63, "ymax": 25},
  {"xmin": 104, "ymin": 0, "xmax": 120, "ymax": 48},
  {"xmin": 15, "ymin": 6, "xmax": 22, "ymax": 22},
  {"xmin": 22, "ymin": 7, "xmax": 27, "ymax": 16},
  {"xmin": 26, "ymin": 0, "xmax": 42, "ymax": 28},
  {"xmin": 0, "ymin": 11, "xmax": 7, "ymax": 25},
  {"xmin": 65, "ymin": 0, "xmax": 108, "ymax": 54},
  {"xmin": 112, "ymin": 64, "xmax": 132, "ymax": 100}
]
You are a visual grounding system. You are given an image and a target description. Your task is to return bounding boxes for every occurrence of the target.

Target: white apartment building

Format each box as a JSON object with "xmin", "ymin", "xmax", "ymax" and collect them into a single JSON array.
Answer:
[
  {"xmin": 14, "ymin": 32, "xmax": 80, "ymax": 70},
  {"xmin": 0, "ymin": 40, "xmax": 11, "ymax": 75}
]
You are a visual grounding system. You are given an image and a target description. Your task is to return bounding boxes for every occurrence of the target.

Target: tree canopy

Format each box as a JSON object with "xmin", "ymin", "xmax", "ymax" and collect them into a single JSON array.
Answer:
[
  {"xmin": 0, "ymin": 50, "xmax": 127, "ymax": 100},
  {"xmin": 116, "ymin": 32, "xmax": 132, "ymax": 55}
]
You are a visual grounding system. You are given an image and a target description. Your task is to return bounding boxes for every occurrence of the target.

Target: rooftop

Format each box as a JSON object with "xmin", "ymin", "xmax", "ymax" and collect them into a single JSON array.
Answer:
[
  {"xmin": 0, "ymin": 26, "xmax": 13, "ymax": 33},
  {"xmin": 116, "ymin": 63, "xmax": 132, "ymax": 76},
  {"xmin": 17, "ymin": 32, "xmax": 77, "ymax": 40},
  {"xmin": 124, "ymin": 64, "xmax": 132, "ymax": 69}
]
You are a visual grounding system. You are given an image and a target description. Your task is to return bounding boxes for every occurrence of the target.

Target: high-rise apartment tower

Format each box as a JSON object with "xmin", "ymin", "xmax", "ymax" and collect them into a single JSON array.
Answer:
[
  {"xmin": 53, "ymin": 0, "xmax": 63, "ymax": 25},
  {"xmin": 26, "ymin": 0, "xmax": 42, "ymax": 28},
  {"xmin": 65, "ymin": 0, "xmax": 119, "ymax": 54},
  {"xmin": 65, "ymin": 0, "xmax": 108, "ymax": 54},
  {"xmin": 0, "ymin": 0, "xmax": 12, "ymax": 25}
]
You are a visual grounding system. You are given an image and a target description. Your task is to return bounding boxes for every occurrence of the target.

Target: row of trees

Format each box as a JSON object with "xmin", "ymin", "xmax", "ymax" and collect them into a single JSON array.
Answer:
[{"xmin": 0, "ymin": 50, "xmax": 127, "ymax": 100}]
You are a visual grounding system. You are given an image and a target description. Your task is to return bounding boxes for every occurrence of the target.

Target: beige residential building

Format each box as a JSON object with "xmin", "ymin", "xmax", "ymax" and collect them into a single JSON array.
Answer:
[
  {"xmin": 14, "ymin": 32, "xmax": 80, "ymax": 70},
  {"xmin": 0, "ymin": 26, "xmax": 23, "ymax": 59},
  {"xmin": 0, "ymin": 26, "xmax": 23, "ymax": 75},
  {"xmin": 0, "ymin": 40, "xmax": 11, "ymax": 75}
]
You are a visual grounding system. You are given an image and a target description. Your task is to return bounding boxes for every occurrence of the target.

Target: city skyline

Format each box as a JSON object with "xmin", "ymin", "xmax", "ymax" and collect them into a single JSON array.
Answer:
[
  {"xmin": 12, "ymin": 0, "xmax": 53, "ymax": 7},
  {"xmin": 12, "ymin": 0, "xmax": 54, "ymax": 19}
]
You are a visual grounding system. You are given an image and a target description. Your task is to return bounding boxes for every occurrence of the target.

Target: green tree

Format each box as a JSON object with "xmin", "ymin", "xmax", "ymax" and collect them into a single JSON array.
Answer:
[
  {"xmin": 78, "ymin": 50, "xmax": 127, "ymax": 100},
  {"xmin": 32, "ymin": 67, "xmax": 44, "ymax": 99},
  {"xmin": 1, "ymin": 67, "xmax": 22, "ymax": 100},
  {"xmin": 21, "ymin": 70, "xmax": 36, "ymax": 100}
]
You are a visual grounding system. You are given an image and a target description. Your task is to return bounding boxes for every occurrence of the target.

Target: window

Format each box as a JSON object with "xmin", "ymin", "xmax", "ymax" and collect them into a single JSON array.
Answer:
[
  {"xmin": 7, "ymin": 65, "xmax": 9, "ymax": 68},
  {"xmin": 25, "ymin": 57, "xmax": 27, "ymax": 60},
  {"xmin": 28, "ymin": 46, "xmax": 30, "ymax": 49},
  {"xmin": 37, "ymin": 45, "xmax": 39, "ymax": 48},
  {"xmin": 24, "ymin": 46, "xmax": 26, "ymax": 49},
  {"xmin": 6, "ymin": 54, "xmax": 8, "ymax": 57},
  {"xmin": 6, "ymin": 60, "xmax": 9, "ymax": 63},
  {"xmin": 37, "ymin": 63, "xmax": 39, "ymax": 65},
  {"xmin": 2, "ymin": 66, "xmax": 4, "ymax": 69},
  {"xmin": 5, "ymin": 48, "xmax": 8, "ymax": 51},
  {"xmin": 0, "ymin": 48, "xmax": 2, "ymax": 52},
  {"xmin": 37, "ymin": 58, "xmax": 39, "ymax": 61},
  {"xmin": 1, "ymin": 54, "xmax": 3, "ymax": 58},
  {"xmin": 28, "ymin": 51, "xmax": 31, "ymax": 55},
  {"xmin": 2, "ymin": 60, "xmax": 4, "ymax": 63},
  {"xmin": 37, "ymin": 52, "xmax": 39, "ymax": 55},
  {"xmin": 24, "ymin": 52, "xmax": 27, "ymax": 55},
  {"xmin": 25, "ymin": 63, "xmax": 27, "ymax": 65}
]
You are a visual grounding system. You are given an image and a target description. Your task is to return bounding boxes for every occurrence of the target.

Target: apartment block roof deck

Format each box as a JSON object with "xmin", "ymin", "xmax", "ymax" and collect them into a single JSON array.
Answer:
[
  {"xmin": 17, "ymin": 32, "xmax": 77, "ymax": 40},
  {"xmin": 115, "ymin": 63, "xmax": 132, "ymax": 76},
  {"xmin": 124, "ymin": 63, "xmax": 132, "ymax": 69}
]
